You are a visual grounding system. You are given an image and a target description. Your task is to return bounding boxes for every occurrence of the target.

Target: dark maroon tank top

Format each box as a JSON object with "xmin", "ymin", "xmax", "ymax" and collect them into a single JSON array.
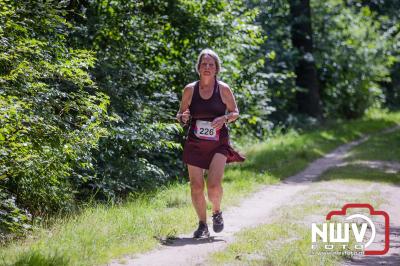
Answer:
[
  {"xmin": 189, "ymin": 80, "xmax": 226, "ymax": 120},
  {"xmin": 183, "ymin": 79, "xmax": 245, "ymax": 168}
]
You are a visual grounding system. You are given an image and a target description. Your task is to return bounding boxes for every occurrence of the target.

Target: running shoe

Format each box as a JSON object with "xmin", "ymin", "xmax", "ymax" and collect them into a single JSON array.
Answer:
[
  {"xmin": 212, "ymin": 211, "xmax": 224, "ymax": 233},
  {"xmin": 193, "ymin": 221, "xmax": 210, "ymax": 238}
]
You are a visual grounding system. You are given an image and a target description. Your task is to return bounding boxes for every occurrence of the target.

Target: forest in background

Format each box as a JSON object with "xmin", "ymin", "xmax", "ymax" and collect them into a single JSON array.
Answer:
[{"xmin": 0, "ymin": 0, "xmax": 399, "ymax": 242}]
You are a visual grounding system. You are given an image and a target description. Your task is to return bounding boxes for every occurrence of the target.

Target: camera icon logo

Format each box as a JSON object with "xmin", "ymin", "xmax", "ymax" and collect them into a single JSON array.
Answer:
[{"xmin": 311, "ymin": 203, "xmax": 390, "ymax": 255}]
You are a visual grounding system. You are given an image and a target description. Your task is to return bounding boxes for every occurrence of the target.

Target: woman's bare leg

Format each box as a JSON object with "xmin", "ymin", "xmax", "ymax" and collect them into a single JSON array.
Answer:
[
  {"xmin": 207, "ymin": 153, "xmax": 227, "ymax": 213},
  {"xmin": 188, "ymin": 164, "xmax": 206, "ymax": 222}
]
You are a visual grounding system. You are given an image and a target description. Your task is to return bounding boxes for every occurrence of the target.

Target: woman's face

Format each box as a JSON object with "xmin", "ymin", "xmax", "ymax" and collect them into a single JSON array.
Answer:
[{"xmin": 199, "ymin": 54, "xmax": 217, "ymax": 77}]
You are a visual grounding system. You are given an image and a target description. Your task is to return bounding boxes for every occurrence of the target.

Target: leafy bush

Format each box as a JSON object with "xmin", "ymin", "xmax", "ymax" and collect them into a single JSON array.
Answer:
[
  {"xmin": 312, "ymin": 0, "xmax": 392, "ymax": 118},
  {"xmin": 0, "ymin": 0, "xmax": 112, "ymax": 236},
  {"xmin": 250, "ymin": 0, "xmax": 298, "ymax": 126},
  {"xmin": 1, "ymin": 0, "xmax": 400, "ymax": 242},
  {"xmin": 66, "ymin": 0, "xmax": 276, "ymax": 198},
  {"xmin": 0, "ymin": 189, "xmax": 31, "ymax": 243}
]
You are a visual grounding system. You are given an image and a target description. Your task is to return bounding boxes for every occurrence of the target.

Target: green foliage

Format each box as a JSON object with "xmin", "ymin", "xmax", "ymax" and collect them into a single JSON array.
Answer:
[
  {"xmin": 0, "ymin": 189, "xmax": 31, "ymax": 243},
  {"xmin": 0, "ymin": 0, "xmax": 112, "ymax": 237},
  {"xmin": 254, "ymin": 0, "xmax": 399, "ymax": 121},
  {"xmin": 251, "ymin": 0, "xmax": 327, "ymax": 125},
  {"xmin": 360, "ymin": 0, "xmax": 400, "ymax": 109},
  {"xmin": 312, "ymin": 0, "xmax": 392, "ymax": 118},
  {"xmin": 65, "ymin": 0, "xmax": 272, "ymax": 198},
  {"xmin": 1, "ymin": 0, "xmax": 400, "ymax": 244}
]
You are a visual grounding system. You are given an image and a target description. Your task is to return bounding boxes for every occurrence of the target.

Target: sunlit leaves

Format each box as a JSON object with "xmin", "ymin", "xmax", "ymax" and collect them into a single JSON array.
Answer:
[
  {"xmin": 0, "ymin": 0, "xmax": 112, "ymax": 237},
  {"xmin": 312, "ymin": 0, "xmax": 392, "ymax": 118}
]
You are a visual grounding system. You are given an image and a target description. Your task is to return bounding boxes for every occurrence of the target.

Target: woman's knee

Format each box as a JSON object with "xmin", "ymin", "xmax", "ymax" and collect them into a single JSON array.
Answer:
[
  {"xmin": 188, "ymin": 164, "xmax": 204, "ymax": 194},
  {"xmin": 207, "ymin": 182, "xmax": 222, "ymax": 194},
  {"xmin": 190, "ymin": 180, "xmax": 204, "ymax": 194}
]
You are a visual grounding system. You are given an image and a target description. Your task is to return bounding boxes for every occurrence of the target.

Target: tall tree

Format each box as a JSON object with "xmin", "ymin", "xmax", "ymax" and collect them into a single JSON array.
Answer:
[{"xmin": 289, "ymin": 0, "xmax": 322, "ymax": 118}]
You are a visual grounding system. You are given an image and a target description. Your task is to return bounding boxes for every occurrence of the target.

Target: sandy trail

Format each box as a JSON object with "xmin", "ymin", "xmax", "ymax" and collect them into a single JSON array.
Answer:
[
  {"xmin": 108, "ymin": 127, "xmax": 400, "ymax": 266},
  {"xmin": 341, "ymin": 184, "xmax": 400, "ymax": 266}
]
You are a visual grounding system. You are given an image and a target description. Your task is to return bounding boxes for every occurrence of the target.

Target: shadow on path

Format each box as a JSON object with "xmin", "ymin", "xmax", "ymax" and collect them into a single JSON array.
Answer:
[
  {"xmin": 345, "ymin": 254, "xmax": 400, "ymax": 266},
  {"xmin": 159, "ymin": 236, "xmax": 225, "ymax": 247},
  {"xmin": 342, "ymin": 217, "xmax": 400, "ymax": 265}
]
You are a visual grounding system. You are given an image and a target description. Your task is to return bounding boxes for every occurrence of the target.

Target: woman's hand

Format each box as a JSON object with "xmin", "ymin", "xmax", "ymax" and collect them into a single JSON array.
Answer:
[
  {"xmin": 177, "ymin": 109, "xmax": 191, "ymax": 124},
  {"xmin": 181, "ymin": 110, "xmax": 190, "ymax": 124},
  {"xmin": 211, "ymin": 115, "xmax": 226, "ymax": 130}
]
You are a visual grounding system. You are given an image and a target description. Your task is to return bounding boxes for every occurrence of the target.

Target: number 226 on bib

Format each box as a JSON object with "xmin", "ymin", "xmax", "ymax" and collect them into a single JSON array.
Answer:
[{"xmin": 194, "ymin": 120, "xmax": 220, "ymax": 141}]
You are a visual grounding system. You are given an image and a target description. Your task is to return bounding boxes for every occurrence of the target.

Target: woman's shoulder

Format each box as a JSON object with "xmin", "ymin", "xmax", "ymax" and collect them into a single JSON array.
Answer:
[
  {"xmin": 182, "ymin": 82, "xmax": 197, "ymax": 102},
  {"xmin": 217, "ymin": 80, "xmax": 232, "ymax": 95},
  {"xmin": 217, "ymin": 80, "xmax": 230, "ymax": 88},
  {"xmin": 184, "ymin": 81, "xmax": 197, "ymax": 91}
]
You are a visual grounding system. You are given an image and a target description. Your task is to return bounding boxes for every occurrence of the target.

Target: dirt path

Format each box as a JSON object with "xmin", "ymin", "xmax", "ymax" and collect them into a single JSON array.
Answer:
[
  {"xmin": 108, "ymin": 127, "xmax": 400, "ymax": 266},
  {"xmin": 341, "ymin": 184, "xmax": 400, "ymax": 266}
]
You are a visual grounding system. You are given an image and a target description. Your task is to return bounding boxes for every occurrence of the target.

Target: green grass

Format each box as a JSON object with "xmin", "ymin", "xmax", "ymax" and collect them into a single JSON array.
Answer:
[
  {"xmin": 12, "ymin": 251, "xmax": 69, "ymax": 266},
  {"xmin": 346, "ymin": 129, "xmax": 400, "ymax": 162},
  {"xmin": 208, "ymin": 177, "xmax": 387, "ymax": 266},
  {"xmin": 320, "ymin": 165, "xmax": 400, "ymax": 184},
  {"xmin": 211, "ymin": 223, "xmax": 342, "ymax": 266},
  {"xmin": 320, "ymin": 122, "xmax": 400, "ymax": 185},
  {"xmin": 0, "ymin": 184, "xmax": 198, "ymax": 266},
  {"xmin": 208, "ymin": 110, "xmax": 399, "ymax": 266},
  {"xmin": 238, "ymin": 109, "xmax": 400, "ymax": 179},
  {"xmin": 210, "ymin": 223, "xmax": 325, "ymax": 266},
  {"xmin": 1, "ymin": 110, "xmax": 399, "ymax": 266}
]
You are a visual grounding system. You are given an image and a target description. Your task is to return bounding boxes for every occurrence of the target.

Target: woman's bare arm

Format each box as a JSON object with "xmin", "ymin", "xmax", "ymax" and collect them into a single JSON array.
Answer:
[
  {"xmin": 220, "ymin": 83, "xmax": 239, "ymax": 123},
  {"xmin": 211, "ymin": 82, "xmax": 239, "ymax": 129},
  {"xmin": 176, "ymin": 84, "xmax": 194, "ymax": 123}
]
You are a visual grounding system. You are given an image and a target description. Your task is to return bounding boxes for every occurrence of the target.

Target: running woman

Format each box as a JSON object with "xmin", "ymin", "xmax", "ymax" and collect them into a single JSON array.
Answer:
[{"xmin": 176, "ymin": 49, "xmax": 245, "ymax": 238}]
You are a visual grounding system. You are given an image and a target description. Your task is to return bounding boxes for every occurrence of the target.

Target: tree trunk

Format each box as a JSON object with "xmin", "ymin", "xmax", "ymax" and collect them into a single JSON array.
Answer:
[{"xmin": 289, "ymin": 0, "xmax": 322, "ymax": 118}]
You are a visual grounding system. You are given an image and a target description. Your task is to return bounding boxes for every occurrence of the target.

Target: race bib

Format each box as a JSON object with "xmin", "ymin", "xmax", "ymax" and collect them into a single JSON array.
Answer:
[{"xmin": 194, "ymin": 120, "xmax": 219, "ymax": 141}]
